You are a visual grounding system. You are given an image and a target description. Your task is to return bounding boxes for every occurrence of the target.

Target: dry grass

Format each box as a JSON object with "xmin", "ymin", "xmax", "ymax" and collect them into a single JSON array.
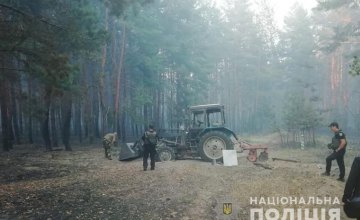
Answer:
[{"xmin": 0, "ymin": 135, "xmax": 359, "ymax": 219}]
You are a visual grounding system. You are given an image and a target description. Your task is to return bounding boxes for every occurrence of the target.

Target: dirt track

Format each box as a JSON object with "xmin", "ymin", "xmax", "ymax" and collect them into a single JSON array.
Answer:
[{"xmin": 0, "ymin": 141, "xmax": 359, "ymax": 220}]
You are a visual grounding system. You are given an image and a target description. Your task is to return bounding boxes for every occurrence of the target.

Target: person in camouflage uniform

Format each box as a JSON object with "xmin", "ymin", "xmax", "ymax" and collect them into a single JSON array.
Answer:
[
  {"xmin": 103, "ymin": 132, "xmax": 117, "ymax": 160},
  {"xmin": 142, "ymin": 125, "xmax": 158, "ymax": 171}
]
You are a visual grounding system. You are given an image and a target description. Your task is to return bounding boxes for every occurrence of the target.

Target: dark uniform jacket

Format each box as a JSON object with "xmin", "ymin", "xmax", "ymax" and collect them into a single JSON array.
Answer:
[
  {"xmin": 343, "ymin": 157, "xmax": 360, "ymax": 200},
  {"xmin": 343, "ymin": 157, "xmax": 360, "ymax": 219},
  {"xmin": 332, "ymin": 130, "xmax": 347, "ymax": 151},
  {"xmin": 141, "ymin": 130, "xmax": 158, "ymax": 147}
]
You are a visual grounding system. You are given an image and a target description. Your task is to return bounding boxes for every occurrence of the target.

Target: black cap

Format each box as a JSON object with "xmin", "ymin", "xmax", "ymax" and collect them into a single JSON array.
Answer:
[{"xmin": 328, "ymin": 122, "xmax": 339, "ymax": 128}]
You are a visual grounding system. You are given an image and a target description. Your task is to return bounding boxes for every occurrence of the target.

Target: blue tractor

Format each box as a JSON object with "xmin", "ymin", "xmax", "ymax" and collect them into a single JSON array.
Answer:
[
  {"xmin": 119, "ymin": 104, "xmax": 268, "ymax": 162},
  {"xmin": 157, "ymin": 104, "xmax": 238, "ymax": 161}
]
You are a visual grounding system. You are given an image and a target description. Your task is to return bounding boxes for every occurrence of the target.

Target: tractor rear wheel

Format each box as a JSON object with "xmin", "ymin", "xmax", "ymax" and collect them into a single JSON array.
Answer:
[
  {"xmin": 198, "ymin": 131, "xmax": 233, "ymax": 162},
  {"xmin": 156, "ymin": 146, "xmax": 175, "ymax": 162},
  {"xmin": 258, "ymin": 151, "xmax": 268, "ymax": 162}
]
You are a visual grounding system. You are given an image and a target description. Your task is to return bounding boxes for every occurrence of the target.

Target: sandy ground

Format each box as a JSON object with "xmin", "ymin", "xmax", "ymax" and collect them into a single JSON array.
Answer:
[{"xmin": 0, "ymin": 136, "xmax": 359, "ymax": 220}]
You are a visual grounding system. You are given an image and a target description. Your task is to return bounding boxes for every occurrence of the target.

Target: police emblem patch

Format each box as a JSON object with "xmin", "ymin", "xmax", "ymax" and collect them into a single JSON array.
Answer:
[{"xmin": 223, "ymin": 203, "xmax": 232, "ymax": 215}]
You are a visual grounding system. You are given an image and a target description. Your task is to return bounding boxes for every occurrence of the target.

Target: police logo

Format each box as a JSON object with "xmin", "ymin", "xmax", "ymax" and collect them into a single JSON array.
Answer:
[{"xmin": 223, "ymin": 203, "xmax": 232, "ymax": 215}]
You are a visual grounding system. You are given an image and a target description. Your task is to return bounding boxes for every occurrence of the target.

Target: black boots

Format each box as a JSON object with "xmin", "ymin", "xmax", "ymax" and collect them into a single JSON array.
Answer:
[{"xmin": 322, "ymin": 172, "xmax": 330, "ymax": 176}]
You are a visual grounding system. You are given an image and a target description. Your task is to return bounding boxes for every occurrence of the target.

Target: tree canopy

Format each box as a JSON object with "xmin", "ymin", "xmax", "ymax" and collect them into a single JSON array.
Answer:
[{"xmin": 1, "ymin": 0, "xmax": 360, "ymax": 151}]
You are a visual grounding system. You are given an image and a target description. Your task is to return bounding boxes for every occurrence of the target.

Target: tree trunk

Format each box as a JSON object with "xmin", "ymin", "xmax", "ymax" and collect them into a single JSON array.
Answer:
[
  {"xmin": 27, "ymin": 77, "xmax": 33, "ymax": 144},
  {"xmin": 42, "ymin": 87, "xmax": 52, "ymax": 151},
  {"xmin": 50, "ymin": 104, "xmax": 58, "ymax": 147},
  {"xmin": 155, "ymin": 88, "xmax": 160, "ymax": 128},
  {"xmin": 98, "ymin": 8, "xmax": 109, "ymax": 137},
  {"xmin": 10, "ymin": 82, "xmax": 21, "ymax": 144},
  {"xmin": 312, "ymin": 127, "xmax": 316, "ymax": 146},
  {"xmin": 18, "ymin": 80, "xmax": 24, "ymax": 137},
  {"xmin": 0, "ymin": 79, "xmax": 13, "ymax": 151},
  {"xmin": 143, "ymin": 105, "xmax": 148, "ymax": 127},
  {"xmin": 28, "ymin": 115, "xmax": 33, "ymax": 144},
  {"xmin": 114, "ymin": 22, "xmax": 126, "ymax": 133},
  {"xmin": 61, "ymin": 95, "xmax": 72, "ymax": 151},
  {"xmin": 75, "ymin": 100, "xmax": 82, "ymax": 144},
  {"xmin": 82, "ymin": 61, "xmax": 91, "ymax": 142},
  {"xmin": 91, "ymin": 62, "xmax": 98, "ymax": 142}
]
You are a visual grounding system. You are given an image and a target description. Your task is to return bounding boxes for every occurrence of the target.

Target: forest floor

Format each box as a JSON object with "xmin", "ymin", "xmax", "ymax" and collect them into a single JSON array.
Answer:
[{"xmin": 0, "ymin": 134, "xmax": 359, "ymax": 220}]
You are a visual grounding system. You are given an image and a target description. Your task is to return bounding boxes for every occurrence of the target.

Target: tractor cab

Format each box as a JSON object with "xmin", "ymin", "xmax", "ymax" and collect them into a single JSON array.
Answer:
[
  {"xmin": 189, "ymin": 104, "xmax": 225, "ymax": 129},
  {"xmin": 187, "ymin": 104, "xmax": 226, "ymax": 140}
]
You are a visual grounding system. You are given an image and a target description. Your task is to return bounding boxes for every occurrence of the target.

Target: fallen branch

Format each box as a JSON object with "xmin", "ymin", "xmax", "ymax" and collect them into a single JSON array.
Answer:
[
  {"xmin": 272, "ymin": 157, "xmax": 300, "ymax": 163},
  {"xmin": 253, "ymin": 162, "xmax": 273, "ymax": 170}
]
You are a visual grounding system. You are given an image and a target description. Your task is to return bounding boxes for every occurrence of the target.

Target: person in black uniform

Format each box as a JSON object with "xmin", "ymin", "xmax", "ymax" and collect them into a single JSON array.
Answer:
[
  {"xmin": 142, "ymin": 125, "xmax": 158, "ymax": 171},
  {"xmin": 342, "ymin": 157, "xmax": 360, "ymax": 219},
  {"xmin": 322, "ymin": 122, "xmax": 347, "ymax": 182}
]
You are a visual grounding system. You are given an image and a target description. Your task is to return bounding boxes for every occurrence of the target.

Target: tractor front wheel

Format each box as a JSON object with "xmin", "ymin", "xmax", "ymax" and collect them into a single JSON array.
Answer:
[
  {"xmin": 156, "ymin": 146, "xmax": 175, "ymax": 162},
  {"xmin": 198, "ymin": 131, "xmax": 233, "ymax": 162}
]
